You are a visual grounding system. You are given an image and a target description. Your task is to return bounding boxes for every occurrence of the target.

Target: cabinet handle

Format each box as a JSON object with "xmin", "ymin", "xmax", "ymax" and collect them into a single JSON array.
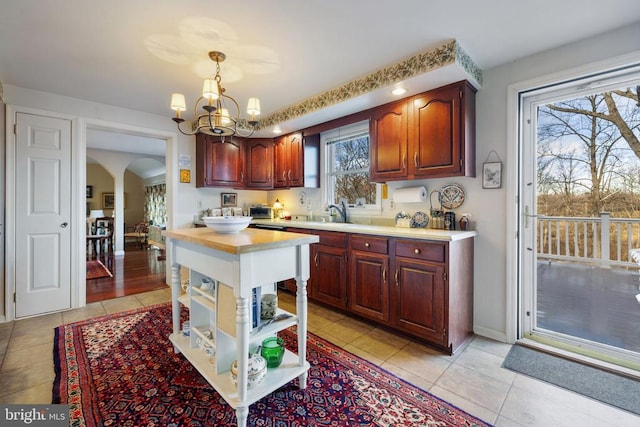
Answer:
[
  {"xmin": 383, "ymin": 268, "xmax": 387, "ymax": 283},
  {"xmin": 240, "ymin": 171, "xmax": 244, "ymax": 182},
  {"xmin": 414, "ymin": 152, "xmax": 418, "ymax": 167},
  {"xmin": 288, "ymin": 170, "xmax": 292, "ymax": 180},
  {"xmin": 283, "ymin": 170, "xmax": 287, "ymax": 181},
  {"xmin": 314, "ymin": 253, "xmax": 319, "ymax": 267},
  {"xmin": 414, "ymin": 248, "xmax": 421, "ymax": 254},
  {"xmin": 402, "ymin": 153, "xmax": 406, "ymax": 169},
  {"xmin": 394, "ymin": 269, "xmax": 399, "ymax": 286},
  {"xmin": 364, "ymin": 242, "xmax": 370, "ymax": 248}
]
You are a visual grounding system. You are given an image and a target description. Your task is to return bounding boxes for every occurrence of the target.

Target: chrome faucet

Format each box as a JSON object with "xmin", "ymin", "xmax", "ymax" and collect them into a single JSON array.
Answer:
[{"xmin": 327, "ymin": 200, "xmax": 348, "ymax": 223}]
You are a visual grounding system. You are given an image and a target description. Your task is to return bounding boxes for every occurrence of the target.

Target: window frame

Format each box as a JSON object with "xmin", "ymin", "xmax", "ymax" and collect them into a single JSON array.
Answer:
[{"xmin": 321, "ymin": 120, "xmax": 382, "ymax": 214}]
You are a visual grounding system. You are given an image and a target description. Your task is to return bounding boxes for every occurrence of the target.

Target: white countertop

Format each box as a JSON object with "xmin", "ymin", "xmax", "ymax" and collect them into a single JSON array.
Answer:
[{"xmin": 251, "ymin": 219, "xmax": 477, "ymax": 242}]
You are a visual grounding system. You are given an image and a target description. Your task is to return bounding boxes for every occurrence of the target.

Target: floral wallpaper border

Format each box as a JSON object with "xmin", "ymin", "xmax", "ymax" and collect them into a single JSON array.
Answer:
[{"xmin": 244, "ymin": 39, "xmax": 482, "ymax": 130}]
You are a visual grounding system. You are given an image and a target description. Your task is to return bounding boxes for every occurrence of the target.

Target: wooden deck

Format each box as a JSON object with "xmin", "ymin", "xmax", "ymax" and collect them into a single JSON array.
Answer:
[{"xmin": 537, "ymin": 261, "xmax": 640, "ymax": 353}]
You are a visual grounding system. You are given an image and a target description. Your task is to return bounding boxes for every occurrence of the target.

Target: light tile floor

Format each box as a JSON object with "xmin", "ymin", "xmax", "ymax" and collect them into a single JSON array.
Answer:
[{"xmin": 0, "ymin": 288, "xmax": 637, "ymax": 426}]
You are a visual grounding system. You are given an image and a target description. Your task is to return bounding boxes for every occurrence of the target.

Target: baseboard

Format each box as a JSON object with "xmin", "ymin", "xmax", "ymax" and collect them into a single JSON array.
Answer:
[{"xmin": 473, "ymin": 325, "xmax": 508, "ymax": 343}]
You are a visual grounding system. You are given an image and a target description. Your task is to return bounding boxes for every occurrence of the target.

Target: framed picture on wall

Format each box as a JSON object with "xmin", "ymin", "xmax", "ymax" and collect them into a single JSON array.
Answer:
[
  {"xmin": 221, "ymin": 192, "xmax": 237, "ymax": 207},
  {"xmin": 482, "ymin": 162, "xmax": 502, "ymax": 189},
  {"xmin": 86, "ymin": 185, "xmax": 93, "ymax": 198},
  {"xmin": 102, "ymin": 193, "xmax": 115, "ymax": 209},
  {"xmin": 102, "ymin": 193, "xmax": 127, "ymax": 209}
]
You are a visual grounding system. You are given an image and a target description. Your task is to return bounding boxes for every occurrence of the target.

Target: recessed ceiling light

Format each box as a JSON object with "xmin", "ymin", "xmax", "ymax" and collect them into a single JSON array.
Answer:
[{"xmin": 392, "ymin": 87, "xmax": 407, "ymax": 96}]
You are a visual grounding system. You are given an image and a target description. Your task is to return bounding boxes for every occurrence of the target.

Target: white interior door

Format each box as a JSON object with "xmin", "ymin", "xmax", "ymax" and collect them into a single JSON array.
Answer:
[{"xmin": 15, "ymin": 112, "xmax": 72, "ymax": 317}]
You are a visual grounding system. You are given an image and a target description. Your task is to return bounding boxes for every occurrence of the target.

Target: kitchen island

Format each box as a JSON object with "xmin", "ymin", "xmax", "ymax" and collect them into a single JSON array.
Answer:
[{"xmin": 163, "ymin": 227, "xmax": 319, "ymax": 427}]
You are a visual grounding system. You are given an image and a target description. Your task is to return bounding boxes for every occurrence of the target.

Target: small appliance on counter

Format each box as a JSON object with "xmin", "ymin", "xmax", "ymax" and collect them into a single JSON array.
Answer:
[{"xmin": 249, "ymin": 205, "xmax": 274, "ymax": 219}]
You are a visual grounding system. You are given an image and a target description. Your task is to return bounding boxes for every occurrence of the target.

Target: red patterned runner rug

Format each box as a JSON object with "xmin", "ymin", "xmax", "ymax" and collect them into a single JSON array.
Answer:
[
  {"xmin": 86, "ymin": 260, "xmax": 112, "ymax": 280},
  {"xmin": 53, "ymin": 303, "xmax": 492, "ymax": 426}
]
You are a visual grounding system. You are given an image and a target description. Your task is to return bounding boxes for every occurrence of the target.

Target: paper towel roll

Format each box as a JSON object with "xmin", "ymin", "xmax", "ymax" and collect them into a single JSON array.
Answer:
[{"xmin": 394, "ymin": 186, "xmax": 427, "ymax": 203}]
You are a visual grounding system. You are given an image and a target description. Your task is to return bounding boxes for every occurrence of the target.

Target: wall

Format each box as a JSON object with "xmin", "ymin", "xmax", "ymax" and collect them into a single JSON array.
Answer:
[{"xmin": 86, "ymin": 163, "xmax": 147, "ymax": 227}]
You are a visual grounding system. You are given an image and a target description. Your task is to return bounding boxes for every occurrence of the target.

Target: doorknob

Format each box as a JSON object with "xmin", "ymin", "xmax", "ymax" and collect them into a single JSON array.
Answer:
[{"xmin": 61, "ymin": 222, "xmax": 68, "ymax": 228}]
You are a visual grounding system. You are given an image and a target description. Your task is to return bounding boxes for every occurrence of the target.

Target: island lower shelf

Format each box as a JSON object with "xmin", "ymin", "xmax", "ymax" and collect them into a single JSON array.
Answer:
[{"xmin": 169, "ymin": 333, "xmax": 309, "ymax": 408}]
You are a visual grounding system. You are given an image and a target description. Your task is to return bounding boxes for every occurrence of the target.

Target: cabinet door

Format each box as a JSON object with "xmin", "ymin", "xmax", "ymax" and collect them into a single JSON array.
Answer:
[
  {"xmin": 409, "ymin": 81, "xmax": 475, "ymax": 178},
  {"xmin": 370, "ymin": 100, "xmax": 408, "ymax": 182},
  {"xmin": 391, "ymin": 257, "xmax": 446, "ymax": 345},
  {"xmin": 274, "ymin": 132, "xmax": 304, "ymax": 188},
  {"xmin": 287, "ymin": 133, "xmax": 304, "ymax": 187},
  {"xmin": 196, "ymin": 134, "xmax": 245, "ymax": 188},
  {"xmin": 349, "ymin": 251, "xmax": 389, "ymax": 321},
  {"xmin": 311, "ymin": 245, "xmax": 347, "ymax": 309},
  {"xmin": 245, "ymin": 138, "xmax": 273, "ymax": 189},
  {"xmin": 274, "ymin": 135, "xmax": 289, "ymax": 188}
]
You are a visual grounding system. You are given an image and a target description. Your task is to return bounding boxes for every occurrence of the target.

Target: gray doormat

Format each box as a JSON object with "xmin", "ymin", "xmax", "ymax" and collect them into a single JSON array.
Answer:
[{"xmin": 502, "ymin": 345, "xmax": 640, "ymax": 415}]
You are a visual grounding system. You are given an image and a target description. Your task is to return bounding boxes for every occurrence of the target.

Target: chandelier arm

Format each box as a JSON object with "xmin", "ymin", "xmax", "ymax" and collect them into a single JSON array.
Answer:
[{"xmin": 175, "ymin": 120, "xmax": 199, "ymax": 136}]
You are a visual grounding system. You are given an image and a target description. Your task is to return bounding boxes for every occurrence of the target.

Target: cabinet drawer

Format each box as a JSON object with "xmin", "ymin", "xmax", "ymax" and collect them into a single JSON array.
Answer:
[
  {"xmin": 313, "ymin": 230, "xmax": 347, "ymax": 247},
  {"xmin": 395, "ymin": 239, "xmax": 446, "ymax": 263},
  {"xmin": 351, "ymin": 235, "xmax": 388, "ymax": 254}
]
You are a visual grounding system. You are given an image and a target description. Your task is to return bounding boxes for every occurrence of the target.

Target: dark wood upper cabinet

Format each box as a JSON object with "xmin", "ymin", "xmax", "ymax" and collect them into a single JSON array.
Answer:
[
  {"xmin": 274, "ymin": 132, "xmax": 304, "ymax": 188},
  {"xmin": 369, "ymin": 100, "xmax": 408, "ymax": 182},
  {"xmin": 195, "ymin": 134, "xmax": 245, "ymax": 188},
  {"xmin": 245, "ymin": 138, "xmax": 274, "ymax": 189},
  {"xmin": 408, "ymin": 81, "xmax": 476, "ymax": 178},
  {"xmin": 370, "ymin": 80, "xmax": 476, "ymax": 182}
]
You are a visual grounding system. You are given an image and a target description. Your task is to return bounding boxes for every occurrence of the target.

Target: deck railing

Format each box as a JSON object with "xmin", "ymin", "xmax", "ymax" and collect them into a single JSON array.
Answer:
[{"xmin": 536, "ymin": 212, "xmax": 640, "ymax": 269}]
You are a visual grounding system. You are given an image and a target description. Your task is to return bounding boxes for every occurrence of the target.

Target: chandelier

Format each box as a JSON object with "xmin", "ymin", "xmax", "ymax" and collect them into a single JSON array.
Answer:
[{"xmin": 170, "ymin": 51, "xmax": 261, "ymax": 137}]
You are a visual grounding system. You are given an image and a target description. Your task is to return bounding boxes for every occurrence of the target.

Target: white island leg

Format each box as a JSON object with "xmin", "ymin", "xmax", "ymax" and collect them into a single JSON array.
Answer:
[
  {"xmin": 235, "ymin": 295, "xmax": 251, "ymax": 427},
  {"xmin": 296, "ymin": 277, "xmax": 308, "ymax": 389},
  {"xmin": 170, "ymin": 264, "xmax": 181, "ymax": 353}
]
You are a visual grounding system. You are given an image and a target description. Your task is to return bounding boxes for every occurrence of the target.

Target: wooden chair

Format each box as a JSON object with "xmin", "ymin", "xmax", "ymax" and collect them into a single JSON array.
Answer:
[
  {"xmin": 94, "ymin": 217, "xmax": 114, "ymax": 253},
  {"xmin": 124, "ymin": 222, "xmax": 149, "ymax": 249}
]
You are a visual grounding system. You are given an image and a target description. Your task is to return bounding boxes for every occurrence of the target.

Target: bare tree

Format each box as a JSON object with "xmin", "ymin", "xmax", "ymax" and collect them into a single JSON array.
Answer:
[{"xmin": 538, "ymin": 88, "xmax": 639, "ymax": 216}]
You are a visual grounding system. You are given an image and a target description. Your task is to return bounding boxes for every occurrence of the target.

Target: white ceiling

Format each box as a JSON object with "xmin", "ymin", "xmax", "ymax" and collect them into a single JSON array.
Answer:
[{"xmin": 2, "ymin": 1, "xmax": 640, "ymax": 157}]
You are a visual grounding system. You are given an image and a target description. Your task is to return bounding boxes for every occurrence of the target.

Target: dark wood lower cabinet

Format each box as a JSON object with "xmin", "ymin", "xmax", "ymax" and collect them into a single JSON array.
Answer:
[
  {"xmin": 391, "ymin": 257, "xmax": 446, "ymax": 345},
  {"xmin": 349, "ymin": 235, "xmax": 389, "ymax": 322},
  {"xmin": 311, "ymin": 244, "xmax": 348, "ymax": 309},
  {"xmin": 280, "ymin": 228, "xmax": 474, "ymax": 355}
]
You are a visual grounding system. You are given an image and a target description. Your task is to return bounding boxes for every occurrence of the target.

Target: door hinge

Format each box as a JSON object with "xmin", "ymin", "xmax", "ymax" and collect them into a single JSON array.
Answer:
[
  {"xmin": 459, "ymin": 90, "xmax": 463, "ymax": 98},
  {"xmin": 443, "ymin": 272, "xmax": 448, "ymax": 281},
  {"xmin": 443, "ymin": 327, "xmax": 447, "ymax": 338},
  {"xmin": 13, "ymin": 292, "xmax": 16, "ymax": 303},
  {"xmin": 459, "ymin": 158, "xmax": 463, "ymax": 167},
  {"xmin": 14, "ymin": 123, "xmax": 17, "ymax": 134}
]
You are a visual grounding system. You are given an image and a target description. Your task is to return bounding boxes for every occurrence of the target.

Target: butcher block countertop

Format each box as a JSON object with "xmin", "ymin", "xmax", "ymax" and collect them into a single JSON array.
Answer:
[{"xmin": 163, "ymin": 227, "xmax": 319, "ymax": 254}]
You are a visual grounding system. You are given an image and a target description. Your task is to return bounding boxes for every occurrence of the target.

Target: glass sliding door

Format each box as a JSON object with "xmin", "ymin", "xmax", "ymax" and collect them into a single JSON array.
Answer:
[{"xmin": 520, "ymin": 67, "xmax": 640, "ymax": 368}]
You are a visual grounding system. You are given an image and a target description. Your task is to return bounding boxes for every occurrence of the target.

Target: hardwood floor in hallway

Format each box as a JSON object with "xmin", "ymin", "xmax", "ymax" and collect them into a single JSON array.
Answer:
[{"xmin": 86, "ymin": 243, "xmax": 167, "ymax": 303}]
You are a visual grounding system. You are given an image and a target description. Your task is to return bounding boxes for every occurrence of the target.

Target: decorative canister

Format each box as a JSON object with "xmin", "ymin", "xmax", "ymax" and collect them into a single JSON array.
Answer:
[
  {"xmin": 261, "ymin": 337, "xmax": 285, "ymax": 368},
  {"xmin": 459, "ymin": 214, "xmax": 470, "ymax": 231},
  {"xmin": 230, "ymin": 353, "xmax": 267, "ymax": 389},
  {"xmin": 429, "ymin": 190, "xmax": 444, "ymax": 229},
  {"xmin": 444, "ymin": 211, "xmax": 456, "ymax": 230}
]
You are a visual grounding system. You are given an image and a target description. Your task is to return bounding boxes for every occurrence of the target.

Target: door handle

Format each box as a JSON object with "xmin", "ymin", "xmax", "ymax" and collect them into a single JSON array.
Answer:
[
  {"xmin": 61, "ymin": 222, "xmax": 68, "ymax": 228},
  {"xmin": 523, "ymin": 205, "xmax": 544, "ymax": 228}
]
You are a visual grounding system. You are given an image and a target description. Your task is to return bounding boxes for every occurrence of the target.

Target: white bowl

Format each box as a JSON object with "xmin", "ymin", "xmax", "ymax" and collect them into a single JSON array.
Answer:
[{"xmin": 202, "ymin": 216, "xmax": 252, "ymax": 234}]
